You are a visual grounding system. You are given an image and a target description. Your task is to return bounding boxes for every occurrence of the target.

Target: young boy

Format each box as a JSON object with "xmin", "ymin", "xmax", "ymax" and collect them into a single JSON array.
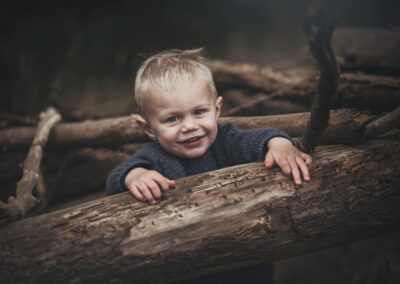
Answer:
[
  {"xmin": 106, "ymin": 48, "xmax": 311, "ymax": 283},
  {"xmin": 106, "ymin": 48, "xmax": 311, "ymax": 201}
]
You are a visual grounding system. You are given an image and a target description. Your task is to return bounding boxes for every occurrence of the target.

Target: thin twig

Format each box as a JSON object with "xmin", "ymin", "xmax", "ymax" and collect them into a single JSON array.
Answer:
[
  {"xmin": 0, "ymin": 107, "xmax": 61, "ymax": 222},
  {"xmin": 299, "ymin": 0, "xmax": 339, "ymax": 152},
  {"xmin": 365, "ymin": 106, "xmax": 400, "ymax": 139}
]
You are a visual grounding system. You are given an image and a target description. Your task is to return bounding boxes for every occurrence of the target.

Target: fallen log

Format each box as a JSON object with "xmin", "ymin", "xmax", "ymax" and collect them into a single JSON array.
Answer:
[
  {"xmin": 210, "ymin": 58, "xmax": 399, "ymax": 115},
  {"xmin": 332, "ymin": 27, "xmax": 400, "ymax": 74},
  {"xmin": 1, "ymin": 134, "xmax": 399, "ymax": 283},
  {"xmin": 0, "ymin": 109, "xmax": 375, "ymax": 151},
  {"xmin": 0, "ymin": 109, "xmax": 374, "ymax": 206},
  {"xmin": 0, "ymin": 115, "xmax": 146, "ymax": 151}
]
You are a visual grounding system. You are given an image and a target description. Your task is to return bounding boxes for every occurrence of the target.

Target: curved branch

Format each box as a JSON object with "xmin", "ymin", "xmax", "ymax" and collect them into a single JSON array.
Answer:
[
  {"xmin": 300, "ymin": 0, "xmax": 340, "ymax": 152},
  {"xmin": 0, "ymin": 107, "xmax": 61, "ymax": 221}
]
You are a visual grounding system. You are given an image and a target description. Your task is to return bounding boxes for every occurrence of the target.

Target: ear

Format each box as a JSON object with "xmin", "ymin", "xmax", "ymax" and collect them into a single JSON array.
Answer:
[
  {"xmin": 136, "ymin": 115, "xmax": 156, "ymax": 140},
  {"xmin": 215, "ymin": 96, "xmax": 223, "ymax": 118}
]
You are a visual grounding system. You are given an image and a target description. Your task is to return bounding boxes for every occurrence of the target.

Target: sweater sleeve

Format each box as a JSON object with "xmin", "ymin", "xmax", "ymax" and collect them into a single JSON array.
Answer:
[
  {"xmin": 220, "ymin": 123, "xmax": 291, "ymax": 165},
  {"xmin": 105, "ymin": 144, "xmax": 156, "ymax": 196}
]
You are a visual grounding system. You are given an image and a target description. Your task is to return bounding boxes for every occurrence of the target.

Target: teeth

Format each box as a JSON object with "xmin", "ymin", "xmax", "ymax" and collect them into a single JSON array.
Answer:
[{"xmin": 184, "ymin": 137, "xmax": 200, "ymax": 143}]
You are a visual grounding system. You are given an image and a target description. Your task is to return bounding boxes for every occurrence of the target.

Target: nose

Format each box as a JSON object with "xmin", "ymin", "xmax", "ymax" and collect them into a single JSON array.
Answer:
[{"xmin": 181, "ymin": 116, "xmax": 199, "ymax": 132}]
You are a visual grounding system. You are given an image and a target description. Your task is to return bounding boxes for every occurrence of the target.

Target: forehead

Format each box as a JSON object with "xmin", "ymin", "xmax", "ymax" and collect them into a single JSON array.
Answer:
[{"xmin": 144, "ymin": 77, "xmax": 214, "ymax": 106}]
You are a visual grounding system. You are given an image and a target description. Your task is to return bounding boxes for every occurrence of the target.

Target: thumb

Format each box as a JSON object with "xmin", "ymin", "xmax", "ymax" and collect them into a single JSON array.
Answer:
[{"xmin": 265, "ymin": 150, "xmax": 274, "ymax": 168}]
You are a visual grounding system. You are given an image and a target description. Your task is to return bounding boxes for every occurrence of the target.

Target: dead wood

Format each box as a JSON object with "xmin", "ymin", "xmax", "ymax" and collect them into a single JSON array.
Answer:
[
  {"xmin": 0, "ymin": 114, "xmax": 145, "ymax": 151},
  {"xmin": 209, "ymin": 59, "xmax": 399, "ymax": 115},
  {"xmin": 0, "ymin": 107, "xmax": 61, "ymax": 221},
  {"xmin": 0, "ymin": 135, "xmax": 399, "ymax": 284},
  {"xmin": 222, "ymin": 83, "xmax": 305, "ymax": 116},
  {"xmin": 0, "ymin": 109, "xmax": 375, "ymax": 151},
  {"xmin": 365, "ymin": 106, "xmax": 400, "ymax": 139},
  {"xmin": 2, "ymin": 109, "xmax": 398, "ymax": 208},
  {"xmin": 33, "ymin": 168, "xmax": 48, "ymax": 212},
  {"xmin": 299, "ymin": 0, "xmax": 339, "ymax": 152},
  {"xmin": 332, "ymin": 27, "xmax": 400, "ymax": 75},
  {"xmin": 207, "ymin": 60, "xmax": 311, "ymax": 94}
]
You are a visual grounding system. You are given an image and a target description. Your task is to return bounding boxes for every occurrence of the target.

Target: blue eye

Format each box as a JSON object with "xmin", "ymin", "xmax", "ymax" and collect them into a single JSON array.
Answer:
[
  {"xmin": 194, "ymin": 109, "xmax": 205, "ymax": 115},
  {"xmin": 166, "ymin": 116, "xmax": 179, "ymax": 123}
]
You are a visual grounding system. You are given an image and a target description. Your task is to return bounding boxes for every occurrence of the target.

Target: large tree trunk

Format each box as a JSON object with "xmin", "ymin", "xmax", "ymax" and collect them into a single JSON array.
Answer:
[
  {"xmin": 0, "ymin": 109, "xmax": 374, "ymax": 151},
  {"xmin": 1, "ymin": 134, "xmax": 399, "ymax": 284}
]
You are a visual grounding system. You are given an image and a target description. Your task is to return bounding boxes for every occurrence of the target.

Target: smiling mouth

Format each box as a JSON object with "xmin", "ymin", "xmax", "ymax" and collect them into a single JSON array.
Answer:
[{"xmin": 179, "ymin": 135, "xmax": 204, "ymax": 145}]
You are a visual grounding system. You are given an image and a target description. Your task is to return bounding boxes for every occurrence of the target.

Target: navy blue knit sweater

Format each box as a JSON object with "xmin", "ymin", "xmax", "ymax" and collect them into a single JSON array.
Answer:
[{"xmin": 106, "ymin": 122, "xmax": 290, "ymax": 196}]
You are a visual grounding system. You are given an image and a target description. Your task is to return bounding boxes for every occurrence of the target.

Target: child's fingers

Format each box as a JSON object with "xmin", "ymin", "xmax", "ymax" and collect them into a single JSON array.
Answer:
[
  {"xmin": 296, "ymin": 156, "xmax": 310, "ymax": 181},
  {"xmin": 129, "ymin": 185, "xmax": 145, "ymax": 201},
  {"xmin": 147, "ymin": 180, "xmax": 162, "ymax": 199},
  {"xmin": 302, "ymin": 152, "xmax": 312, "ymax": 166},
  {"xmin": 264, "ymin": 150, "xmax": 274, "ymax": 168},
  {"xmin": 289, "ymin": 160, "xmax": 302, "ymax": 185},
  {"xmin": 153, "ymin": 172, "xmax": 173, "ymax": 192},
  {"xmin": 277, "ymin": 158, "xmax": 291, "ymax": 176},
  {"xmin": 137, "ymin": 184, "xmax": 156, "ymax": 204},
  {"xmin": 168, "ymin": 179, "xmax": 176, "ymax": 187}
]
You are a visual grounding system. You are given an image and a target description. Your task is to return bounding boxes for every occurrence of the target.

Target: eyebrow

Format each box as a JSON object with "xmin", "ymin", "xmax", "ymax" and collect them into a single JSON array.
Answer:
[{"xmin": 193, "ymin": 103, "xmax": 211, "ymax": 109}]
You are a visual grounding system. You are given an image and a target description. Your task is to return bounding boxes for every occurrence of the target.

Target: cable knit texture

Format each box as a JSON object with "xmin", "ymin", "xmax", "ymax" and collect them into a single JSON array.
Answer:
[{"xmin": 106, "ymin": 122, "xmax": 290, "ymax": 196}]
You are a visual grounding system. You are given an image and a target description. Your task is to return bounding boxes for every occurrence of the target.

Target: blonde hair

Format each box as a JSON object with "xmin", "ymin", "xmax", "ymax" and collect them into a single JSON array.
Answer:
[{"xmin": 134, "ymin": 48, "xmax": 217, "ymax": 112}]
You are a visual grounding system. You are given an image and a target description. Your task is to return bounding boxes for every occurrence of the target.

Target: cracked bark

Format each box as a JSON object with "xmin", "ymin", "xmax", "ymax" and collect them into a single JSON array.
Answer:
[{"xmin": 1, "ymin": 134, "xmax": 399, "ymax": 284}]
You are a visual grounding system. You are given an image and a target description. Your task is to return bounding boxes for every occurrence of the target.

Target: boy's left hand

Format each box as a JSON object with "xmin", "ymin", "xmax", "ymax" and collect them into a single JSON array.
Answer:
[{"xmin": 265, "ymin": 137, "xmax": 312, "ymax": 185}]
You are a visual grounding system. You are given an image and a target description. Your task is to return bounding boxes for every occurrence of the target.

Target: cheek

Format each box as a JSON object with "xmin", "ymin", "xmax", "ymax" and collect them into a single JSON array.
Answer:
[
  {"xmin": 203, "ymin": 118, "xmax": 218, "ymax": 131},
  {"xmin": 156, "ymin": 127, "xmax": 179, "ymax": 142}
]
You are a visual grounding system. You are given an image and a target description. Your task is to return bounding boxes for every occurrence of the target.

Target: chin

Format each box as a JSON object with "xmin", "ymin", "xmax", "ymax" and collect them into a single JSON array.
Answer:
[{"xmin": 180, "ymin": 148, "xmax": 207, "ymax": 159}]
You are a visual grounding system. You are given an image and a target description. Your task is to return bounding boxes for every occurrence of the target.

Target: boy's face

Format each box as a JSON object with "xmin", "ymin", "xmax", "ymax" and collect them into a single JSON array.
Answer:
[{"xmin": 138, "ymin": 77, "xmax": 222, "ymax": 159}]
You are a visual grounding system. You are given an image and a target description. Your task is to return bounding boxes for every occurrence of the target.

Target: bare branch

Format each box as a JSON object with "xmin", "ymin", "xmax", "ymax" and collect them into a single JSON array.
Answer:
[
  {"xmin": 0, "ymin": 107, "xmax": 61, "ymax": 221},
  {"xmin": 300, "ymin": 0, "xmax": 340, "ymax": 152}
]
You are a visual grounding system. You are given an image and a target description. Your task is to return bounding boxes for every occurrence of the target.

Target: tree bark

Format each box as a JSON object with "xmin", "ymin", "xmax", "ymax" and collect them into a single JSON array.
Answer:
[
  {"xmin": 0, "ymin": 109, "xmax": 375, "ymax": 151},
  {"xmin": 1, "ymin": 134, "xmax": 399, "ymax": 284}
]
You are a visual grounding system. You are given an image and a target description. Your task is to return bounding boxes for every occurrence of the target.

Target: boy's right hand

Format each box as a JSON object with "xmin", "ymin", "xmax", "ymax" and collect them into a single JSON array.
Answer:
[{"xmin": 125, "ymin": 167, "xmax": 175, "ymax": 204}]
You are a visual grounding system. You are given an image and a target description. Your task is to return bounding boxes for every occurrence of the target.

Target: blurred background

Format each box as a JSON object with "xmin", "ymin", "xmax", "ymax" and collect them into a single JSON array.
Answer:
[
  {"xmin": 1, "ymin": 0, "xmax": 399, "ymax": 117},
  {"xmin": 1, "ymin": 1, "xmax": 399, "ymax": 283}
]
